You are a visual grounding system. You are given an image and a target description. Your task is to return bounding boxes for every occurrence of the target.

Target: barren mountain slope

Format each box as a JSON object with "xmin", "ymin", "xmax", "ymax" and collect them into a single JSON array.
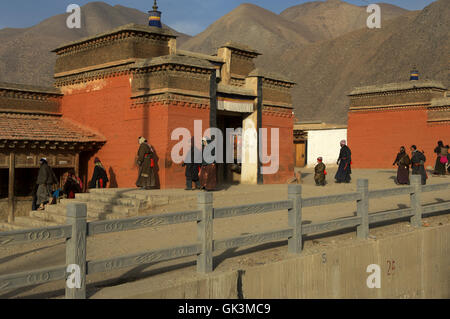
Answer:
[
  {"xmin": 0, "ymin": 1, "xmax": 190, "ymax": 86},
  {"xmin": 279, "ymin": 0, "xmax": 449, "ymax": 124},
  {"xmin": 280, "ymin": 0, "xmax": 409, "ymax": 41}
]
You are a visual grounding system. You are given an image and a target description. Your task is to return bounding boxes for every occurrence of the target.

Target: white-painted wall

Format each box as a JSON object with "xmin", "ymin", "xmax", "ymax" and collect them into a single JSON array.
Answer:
[{"xmin": 306, "ymin": 129, "xmax": 348, "ymax": 167}]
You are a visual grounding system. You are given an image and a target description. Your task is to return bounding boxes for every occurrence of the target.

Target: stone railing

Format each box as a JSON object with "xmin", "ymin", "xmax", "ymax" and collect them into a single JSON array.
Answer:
[{"xmin": 0, "ymin": 175, "xmax": 449, "ymax": 299}]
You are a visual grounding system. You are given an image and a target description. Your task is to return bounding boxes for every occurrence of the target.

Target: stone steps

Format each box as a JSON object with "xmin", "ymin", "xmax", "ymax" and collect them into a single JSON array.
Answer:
[
  {"xmin": 72, "ymin": 194, "xmax": 144, "ymax": 209},
  {"xmin": 0, "ymin": 216, "xmax": 60, "ymax": 231},
  {"xmin": 0, "ymin": 222, "xmax": 33, "ymax": 231},
  {"xmin": 30, "ymin": 210, "xmax": 67, "ymax": 224},
  {"xmin": 0, "ymin": 188, "xmax": 202, "ymax": 231}
]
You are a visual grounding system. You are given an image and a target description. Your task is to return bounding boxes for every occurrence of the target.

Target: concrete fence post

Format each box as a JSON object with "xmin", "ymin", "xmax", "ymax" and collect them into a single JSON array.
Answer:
[
  {"xmin": 197, "ymin": 192, "xmax": 213, "ymax": 274},
  {"xmin": 356, "ymin": 179, "xmax": 369, "ymax": 239},
  {"xmin": 410, "ymin": 175, "xmax": 422, "ymax": 227},
  {"xmin": 65, "ymin": 203, "xmax": 87, "ymax": 299},
  {"xmin": 288, "ymin": 184, "xmax": 302, "ymax": 254}
]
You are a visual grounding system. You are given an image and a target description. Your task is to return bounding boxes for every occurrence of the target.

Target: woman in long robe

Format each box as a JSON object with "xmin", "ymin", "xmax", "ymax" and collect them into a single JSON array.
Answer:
[
  {"xmin": 392, "ymin": 146, "xmax": 410, "ymax": 185},
  {"xmin": 335, "ymin": 140, "xmax": 352, "ymax": 183},
  {"xmin": 199, "ymin": 138, "xmax": 217, "ymax": 191},
  {"xmin": 433, "ymin": 141, "xmax": 447, "ymax": 175},
  {"xmin": 136, "ymin": 137, "xmax": 157, "ymax": 190}
]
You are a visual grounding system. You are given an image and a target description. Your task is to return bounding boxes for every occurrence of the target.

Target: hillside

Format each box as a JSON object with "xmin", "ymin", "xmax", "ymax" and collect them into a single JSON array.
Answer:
[
  {"xmin": 280, "ymin": 0, "xmax": 409, "ymax": 41},
  {"xmin": 279, "ymin": 0, "xmax": 449, "ymax": 124},
  {"xmin": 0, "ymin": 0, "xmax": 447, "ymax": 126},
  {"xmin": 0, "ymin": 2, "xmax": 190, "ymax": 86},
  {"xmin": 180, "ymin": 3, "xmax": 315, "ymax": 54}
]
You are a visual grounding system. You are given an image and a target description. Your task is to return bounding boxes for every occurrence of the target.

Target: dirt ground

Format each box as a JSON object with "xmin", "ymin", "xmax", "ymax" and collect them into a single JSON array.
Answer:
[{"xmin": 0, "ymin": 168, "xmax": 449, "ymax": 299}]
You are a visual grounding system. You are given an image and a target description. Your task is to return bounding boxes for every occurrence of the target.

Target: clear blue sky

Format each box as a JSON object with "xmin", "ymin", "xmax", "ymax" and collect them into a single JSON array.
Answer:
[{"xmin": 0, "ymin": 0, "xmax": 437, "ymax": 35}]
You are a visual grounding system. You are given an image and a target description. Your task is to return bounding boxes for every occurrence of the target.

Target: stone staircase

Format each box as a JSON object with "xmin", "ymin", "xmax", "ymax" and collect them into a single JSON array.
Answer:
[{"xmin": 0, "ymin": 188, "xmax": 197, "ymax": 231}]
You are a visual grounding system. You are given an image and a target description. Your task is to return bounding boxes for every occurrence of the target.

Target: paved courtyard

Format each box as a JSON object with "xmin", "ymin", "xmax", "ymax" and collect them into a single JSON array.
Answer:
[{"xmin": 0, "ymin": 168, "xmax": 449, "ymax": 298}]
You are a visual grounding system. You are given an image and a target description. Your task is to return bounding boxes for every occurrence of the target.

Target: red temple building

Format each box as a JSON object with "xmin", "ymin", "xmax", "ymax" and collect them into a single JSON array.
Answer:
[
  {"xmin": 348, "ymin": 76, "xmax": 449, "ymax": 168},
  {"xmin": 0, "ymin": 6, "xmax": 296, "ymax": 220}
]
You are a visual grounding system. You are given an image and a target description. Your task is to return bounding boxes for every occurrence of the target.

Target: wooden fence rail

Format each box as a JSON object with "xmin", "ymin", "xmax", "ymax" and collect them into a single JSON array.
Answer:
[{"xmin": 0, "ymin": 175, "xmax": 449, "ymax": 299}]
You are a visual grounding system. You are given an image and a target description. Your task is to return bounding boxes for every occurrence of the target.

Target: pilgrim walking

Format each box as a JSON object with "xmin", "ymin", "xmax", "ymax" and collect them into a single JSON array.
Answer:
[
  {"xmin": 335, "ymin": 140, "xmax": 352, "ymax": 183},
  {"xmin": 36, "ymin": 158, "xmax": 58, "ymax": 210},
  {"xmin": 136, "ymin": 136, "xmax": 157, "ymax": 190},
  {"xmin": 89, "ymin": 157, "xmax": 109, "ymax": 189},
  {"xmin": 183, "ymin": 137, "xmax": 201, "ymax": 190},
  {"xmin": 392, "ymin": 146, "xmax": 411, "ymax": 185},
  {"xmin": 410, "ymin": 145, "xmax": 427, "ymax": 185},
  {"xmin": 199, "ymin": 137, "xmax": 217, "ymax": 191},
  {"xmin": 433, "ymin": 141, "xmax": 448, "ymax": 175}
]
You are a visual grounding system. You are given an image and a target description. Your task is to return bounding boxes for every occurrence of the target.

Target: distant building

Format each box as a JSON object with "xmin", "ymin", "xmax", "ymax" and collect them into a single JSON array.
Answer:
[
  {"xmin": 294, "ymin": 122, "xmax": 347, "ymax": 167},
  {"xmin": 348, "ymin": 75, "xmax": 449, "ymax": 168}
]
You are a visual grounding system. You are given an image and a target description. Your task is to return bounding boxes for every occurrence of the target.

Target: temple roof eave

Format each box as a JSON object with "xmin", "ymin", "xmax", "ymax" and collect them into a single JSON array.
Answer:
[
  {"xmin": 217, "ymin": 84, "xmax": 256, "ymax": 98},
  {"xmin": 247, "ymin": 69, "xmax": 296, "ymax": 86},
  {"xmin": 349, "ymin": 80, "xmax": 447, "ymax": 96},
  {"xmin": 52, "ymin": 23, "xmax": 176, "ymax": 53},
  {"xmin": 0, "ymin": 82, "xmax": 62, "ymax": 96},
  {"xmin": 132, "ymin": 55, "xmax": 217, "ymax": 71},
  {"xmin": 0, "ymin": 112, "xmax": 106, "ymax": 147}
]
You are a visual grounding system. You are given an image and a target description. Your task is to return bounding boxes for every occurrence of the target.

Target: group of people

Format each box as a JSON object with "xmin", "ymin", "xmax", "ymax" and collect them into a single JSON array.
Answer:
[
  {"xmin": 181, "ymin": 137, "xmax": 217, "ymax": 191},
  {"xmin": 393, "ymin": 145, "xmax": 427, "ymax": 185},
  {"xmin": 31, "ymin": 136, "xmax": 449, "ymax": 207},
  {"xmin": 33, "ymin": 156, "xmax": 109, "ymax": 211},
  {"xmin": 30, "ymin": 135, "xmax": 218, "ymax": 211},
  {"xmin": 135, "ymin": 136, "xmax": 217, "ymax": 191},
  {"xmin": 313, "ymin": 139, "xmax": 449, "ymax": 187},
  {"xmin": 392, "ymin": 141, "xmax": 449, "ymax": 186},
  {"xmin": 314, "ymin": 140, "xmax": 352, "ymax": 186}
]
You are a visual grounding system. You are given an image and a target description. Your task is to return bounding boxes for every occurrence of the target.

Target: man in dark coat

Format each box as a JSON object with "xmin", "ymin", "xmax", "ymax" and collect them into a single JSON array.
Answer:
[
  {"xmin": 183, "ymin": 137, "xmax": 201, "ymax": 190},
  {"xmin": 335, "ymin": 140, "xmax": 352, "ymax": 183},
  {"xmin": 36, "ymin": 158, "xmax": 58, "ymax": 210},
  {"xmin": 136, "ymin": 137, "xmax": 157, "ymax": 190},
  {"xmin": 410, "ymin": 145, "xmax": 427, "ymax": 185},
  {"xmin": 433, "ymin": 141, "xmax": 447, "ymax": 175},
  {"xmin": 89, "ymin": 157, "xmax": 109, "ymax": 188},
  {"xmin": 393, "ymin": 146, "xmax": 410, "ymax": 185},
  {"xmin": 314, "ymin": 157, "xmax": 326, "ymax": 186}
]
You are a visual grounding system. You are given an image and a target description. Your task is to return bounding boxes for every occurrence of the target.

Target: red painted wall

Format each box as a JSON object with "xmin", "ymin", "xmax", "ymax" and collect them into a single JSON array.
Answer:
[
  {"xmin": 60, "ymin": 75, "xmax": 211, "ymax": 189},
  {"xmin": 262, "ymin": 112, "xmax": 295, "ymax": 184},
  {"xmin": 60, "ymin": 74, "xmax": 295, "ymax": 188},
  {"xmin": 348, "ymin": 107, "xmax": 450, "ymax": 168}
]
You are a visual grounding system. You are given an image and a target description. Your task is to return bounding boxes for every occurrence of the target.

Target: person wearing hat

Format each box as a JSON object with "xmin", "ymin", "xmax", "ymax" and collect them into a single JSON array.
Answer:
[
  {"xmin": 314, "ymin": 157, "xmax": 326, "ymax": 186},
  {"xmin": 36, "ymin": 157, "xmax": 58, "ymax": 210},
  {"xmin": 392, "ymin": 146, "xmax": 410, "ymax": 185},
  {"xmin": 136, "ymin": 136, "xmax": 157, "ymax": 190},
  {"xmin": 335, "ymin": 140, "xmax": 352, "ymax": 183},
  {"xmin": 88, "ymin": 157, "xmax": 109, "ymax": 189}
]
